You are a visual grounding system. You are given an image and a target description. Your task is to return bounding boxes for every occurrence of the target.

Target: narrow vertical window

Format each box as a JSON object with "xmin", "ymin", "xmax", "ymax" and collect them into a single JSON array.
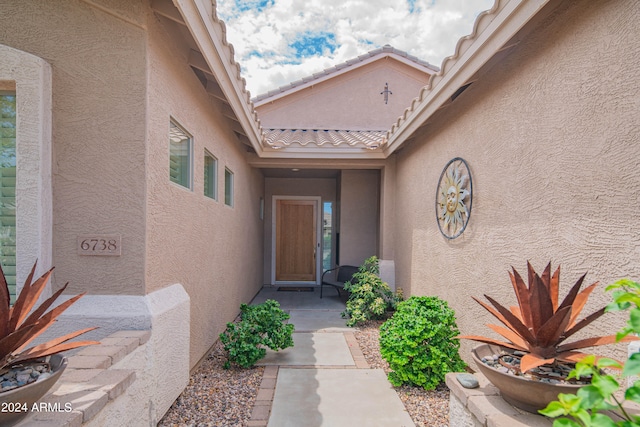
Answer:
[
  {"xmin": 204, "ymin": 150, "xmax": 217, "ymax": 200},
  {"xmin": 224, "ymin": 167, "xmax": 234, "ymax": 207},
  {"xmin": 322, "ymin": 201, "xmax": 333, "ymax": 271},
  {"xmin": 169, "ymin": 120, "xmax": 192, "ymax": 189},
  {"xmin": 0, "ymin": 92, "xmax": 16, "ymax": 303}
]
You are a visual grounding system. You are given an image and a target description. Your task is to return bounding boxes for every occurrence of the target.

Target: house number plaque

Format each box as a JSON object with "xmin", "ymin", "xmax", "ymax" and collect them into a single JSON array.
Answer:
[{"xmin": 77, "ymin": 234, "xmax": 121, "ymax": 256}]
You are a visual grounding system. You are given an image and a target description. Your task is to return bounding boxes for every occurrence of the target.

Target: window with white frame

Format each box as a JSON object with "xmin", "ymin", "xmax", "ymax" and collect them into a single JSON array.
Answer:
[
  {"xmin": 169, "ymin": 120, "xmax": 192, "ymax": 189},
  {"xmin": 204, "ymin": 150, "xmax": 217, "ymax": 200},
  {"xmin": 224, "ymin": 167, "xmax": 234, "ymax": 207},
  {"xmin": 0, "ymin": 92, "xmax": 16, "ymax": 303}
]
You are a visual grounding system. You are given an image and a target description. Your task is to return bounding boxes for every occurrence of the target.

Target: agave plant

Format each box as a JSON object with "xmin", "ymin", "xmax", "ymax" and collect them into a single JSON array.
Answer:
[
  {"xmin": 0, "ymin": 262, "xmax": 99, "ymax": 374},
  {"xmin": 459, "ymin": 262, "xmax": 637, "ymax": 373}
]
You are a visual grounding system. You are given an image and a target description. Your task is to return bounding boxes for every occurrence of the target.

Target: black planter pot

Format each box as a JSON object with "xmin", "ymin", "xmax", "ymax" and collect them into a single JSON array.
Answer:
[
  {"xmin": 0, "ymin": 354, "xmax": 68, "ymax": 426},
  {"xmin": 472, "ymin": 344, "xmax": 583, "ymax": 413}
]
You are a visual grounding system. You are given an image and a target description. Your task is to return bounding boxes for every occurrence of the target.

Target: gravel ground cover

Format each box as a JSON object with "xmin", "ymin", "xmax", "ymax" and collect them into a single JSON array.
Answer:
[
  {"xmin": 354, "ymin": 320, "xmax": 450, "ymax": 427},
  {"xmin": 158, "ymin": 340, "xmax": 263, "ymax": 427},
  {"xmin": 159, "ymin": 320, "xmax": 449, "ymax": 426}
]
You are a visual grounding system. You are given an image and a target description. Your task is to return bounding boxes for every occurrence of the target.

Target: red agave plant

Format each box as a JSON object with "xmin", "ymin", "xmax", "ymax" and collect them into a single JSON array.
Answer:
[
  {"xmin": 0, "ymin": 262, "xmax": 99, "ymax": 373},
  {"xmin": 459, "ymin": 262, "xmax": 637, "ymax": 373}
]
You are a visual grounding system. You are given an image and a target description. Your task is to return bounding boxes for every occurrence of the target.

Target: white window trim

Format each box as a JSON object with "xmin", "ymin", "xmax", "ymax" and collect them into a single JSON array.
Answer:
[
  {"xmin": 224, "ymin": 167, "xmax": 234, "ymax": 207},
  {"xmin": 169, "ymin": 118, "xmax": 193, "ymax": 191},
  {"xmin": 204, "ymin": 149, "xmax": 218, "ymax": 200}
]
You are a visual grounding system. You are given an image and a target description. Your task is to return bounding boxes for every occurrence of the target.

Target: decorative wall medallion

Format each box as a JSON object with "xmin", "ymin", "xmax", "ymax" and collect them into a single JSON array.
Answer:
[{"xmin": 435, "ymin": 157, "xmax": 472, "ymax": 239}]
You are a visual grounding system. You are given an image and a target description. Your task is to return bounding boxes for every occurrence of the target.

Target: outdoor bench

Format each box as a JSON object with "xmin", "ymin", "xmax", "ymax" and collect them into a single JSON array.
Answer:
[{"xmin": 320, "ymin": 265, "xmax": 359, "ymax": 298}]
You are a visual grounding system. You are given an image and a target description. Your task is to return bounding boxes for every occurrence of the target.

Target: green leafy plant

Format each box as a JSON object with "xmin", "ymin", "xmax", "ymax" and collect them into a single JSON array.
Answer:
[
  {"xmin": 379, "ymin": 296, "xmax": 466, "ymax": 390},
  {"xmin": 540, "ymin": 279, "xmax": 640, "ymax": 426},
  {"xmin": 341, "ymin": 256, "xmax": 402, "ymax": 327},
  {"xmin": 1, "ymin": 262, "xmax": 99, "ymax": 374},
  {"xmin": 459, "ymin": 262, "xmax": 635, "ymax": 373},
  {"xmin": 219, "ymin": 299, "xmax": 294, "ymax": 369}
]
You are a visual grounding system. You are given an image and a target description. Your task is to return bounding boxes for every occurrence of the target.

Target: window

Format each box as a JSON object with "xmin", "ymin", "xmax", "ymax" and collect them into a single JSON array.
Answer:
[
  {"xmin": 0, "ymin": 92, "xmax": 16, "ymax": 303},
  {"xmin": 322, "ymin": 201, "xmax": 333, "ymax": 271},
  {"xmin": 204, "ymin": 150, "xmax": 217, "ymax": 200},
  {"xmin": 169, "ymin": 120, "xmax": 192, "ymax": 189},
  {"xmin": 224, "ymin": 167, "xmax": 234, "ymax": 206}
]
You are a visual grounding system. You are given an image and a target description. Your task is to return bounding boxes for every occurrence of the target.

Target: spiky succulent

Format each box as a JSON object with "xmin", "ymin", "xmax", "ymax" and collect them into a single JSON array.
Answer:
[
  {"xmin": 0, "ymin": 262, "xmax": 99, "ymax": 373},
  {"xmin": 459, "ymin": 262, "xmax": 637, "ymax": 373}
]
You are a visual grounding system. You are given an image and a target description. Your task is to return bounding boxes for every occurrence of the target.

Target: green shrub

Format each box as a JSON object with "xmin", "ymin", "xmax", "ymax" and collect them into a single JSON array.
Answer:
[
  {"xmin": 379, "ymin": 296, "xmax": 466, "ymax": 389},
  {"xmin": 540, "ymin": 279, "xmax": 640, "ymax": 426},
  {"xmin": 219, "ymin": 299, "xmax": 294, "ymax": 368},
  {"xmin": 341, "ymin": 256, "xmax": 402, "ymax": 327}
]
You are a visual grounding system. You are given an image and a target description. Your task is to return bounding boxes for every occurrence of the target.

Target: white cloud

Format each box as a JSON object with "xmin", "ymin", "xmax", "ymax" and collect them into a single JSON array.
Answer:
[{"xmin": 217, "ymin": 0, "xmax": 495, "ymax": 97}]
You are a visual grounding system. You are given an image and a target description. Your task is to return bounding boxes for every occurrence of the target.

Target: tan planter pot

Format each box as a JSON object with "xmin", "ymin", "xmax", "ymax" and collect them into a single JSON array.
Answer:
[
  {"xmin": 472, "ymin": 344, "xmax": 583, "ymax": 413},
  {"xmin": 0, "ymin": 354, "xmax": 67, "ymax": 426}
]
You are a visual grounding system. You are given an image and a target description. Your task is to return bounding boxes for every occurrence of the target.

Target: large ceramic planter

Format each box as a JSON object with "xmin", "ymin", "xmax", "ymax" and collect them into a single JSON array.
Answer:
[
  {"xmin": 472, "ymin": 344, "xmax": 583, "ymax": 413},
  {"xmin": 0, "ymin": 354, "xmax": 67, "ymax": 426}
]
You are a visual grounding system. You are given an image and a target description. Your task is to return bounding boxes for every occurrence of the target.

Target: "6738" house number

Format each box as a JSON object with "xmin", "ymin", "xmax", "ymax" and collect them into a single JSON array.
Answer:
[{"xmin": 77, "ymin": 235, "xmax": 121, "ymax": 256}]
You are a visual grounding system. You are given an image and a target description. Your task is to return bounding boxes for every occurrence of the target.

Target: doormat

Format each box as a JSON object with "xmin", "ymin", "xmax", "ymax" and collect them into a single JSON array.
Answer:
[{"xmin": 277, "ymin": 287, "xmax": 314, "ymax": 292}]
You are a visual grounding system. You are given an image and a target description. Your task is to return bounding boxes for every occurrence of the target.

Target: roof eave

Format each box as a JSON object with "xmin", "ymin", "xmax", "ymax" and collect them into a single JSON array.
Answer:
[
  {"xmin": 175, "ymin": 0, "xmax": 265, "ymax": 155},
  {"xmin": 383, "ymin": 0, "xmax": 551, "ymax": 156},
  {"xmin": 258, "ymin": 149, "xmax": 388, "ymax": 160}
]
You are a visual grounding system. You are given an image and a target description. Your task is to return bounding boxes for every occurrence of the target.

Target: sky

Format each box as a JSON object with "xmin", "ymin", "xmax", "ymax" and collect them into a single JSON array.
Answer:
[{"xmin": 216, "ymin": 0, "xmax": 495, "ymax": 97}]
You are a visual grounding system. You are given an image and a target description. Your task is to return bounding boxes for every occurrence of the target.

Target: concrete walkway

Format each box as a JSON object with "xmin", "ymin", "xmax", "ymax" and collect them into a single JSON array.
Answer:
[{"xmin": 248, "ymin": 286, "xmax": 415, "ymax": 427}]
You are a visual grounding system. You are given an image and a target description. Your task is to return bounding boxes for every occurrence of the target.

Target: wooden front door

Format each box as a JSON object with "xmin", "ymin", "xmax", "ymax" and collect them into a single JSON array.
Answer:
[{"xmin": 275, "ymin": 199, "xmax": 317, "ymax": 282}]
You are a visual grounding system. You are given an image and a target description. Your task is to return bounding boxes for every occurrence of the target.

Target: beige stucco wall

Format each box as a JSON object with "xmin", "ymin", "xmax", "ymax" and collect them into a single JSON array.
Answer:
[
  {"xmin": 1, "ymin": 1, "xmax": 265, "ymax": 368},
  {"xmin": 393, "ymin": 0, "xmax": 640, "ymax": 365},
  {"xmin": 145, "ymin": 11, "xmax": 264, "ymax": 366},
  {"xmin": 0, "ymin": 45, "xmax": 53, "ymax": 292},
  {"xmin": 1, "ymin": 0, "xmax": 148, "ymax": 295},
  {"xmin": 340, "ymin": 170, "xmax": 380, "ymax": 266},
  {"xmin": 257, "ymin": 59, "xmax": 432, "ymax": 130}
]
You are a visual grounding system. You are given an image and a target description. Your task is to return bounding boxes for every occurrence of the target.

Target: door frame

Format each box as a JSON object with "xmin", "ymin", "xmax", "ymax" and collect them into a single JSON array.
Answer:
[{"xmin": 271, "ymin": 195, "xmax": 322, "ymax": 285}]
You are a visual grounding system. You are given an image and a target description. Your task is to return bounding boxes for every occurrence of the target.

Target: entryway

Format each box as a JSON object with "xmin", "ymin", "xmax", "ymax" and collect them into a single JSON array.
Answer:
[{"xmin": 272, "ymin": 197, "xmax": 321, "ymax": 285}]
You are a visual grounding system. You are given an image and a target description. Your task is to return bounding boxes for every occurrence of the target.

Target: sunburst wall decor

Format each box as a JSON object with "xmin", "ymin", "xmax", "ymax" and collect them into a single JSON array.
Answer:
[{"xmin": 435, "ymin": 157, "xmax": 472, "ymax": 239}]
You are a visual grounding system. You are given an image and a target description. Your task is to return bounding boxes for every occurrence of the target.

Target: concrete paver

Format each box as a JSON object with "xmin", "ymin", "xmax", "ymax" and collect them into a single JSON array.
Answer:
[
  {"xmin": 258, "ymin": 333, "xmax": 354, "ymax": 366},
  {"xmin": 287, "ymin": 310, "xmax": 351, "ymax": 332},
  {"xmin": 269, "ymin": 369, "xmax": 415, "ymax": 427},
  {"xmin": 249, "ymin": 287, "xmax": 416, "ymax": 427}
]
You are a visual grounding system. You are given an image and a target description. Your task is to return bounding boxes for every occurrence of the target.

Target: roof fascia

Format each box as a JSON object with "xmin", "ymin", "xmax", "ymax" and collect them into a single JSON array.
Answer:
[
  {"xmin": 254, "ymin": 52, "xmax": 436, "ymax": 107},
  {"xmin": 384, "ymin": 0, "xmax": 551, "ymax": 156},
  {"xmin": 247, "ymin": 154, "xmax": 388, "ymax": 170},
  {"xmin": 174, "ymin": 0, "xmax": 264, "ymax": 155},
  {"xmin": 258, "ymin": 149, "xmax": 387, "ymax": 160}
]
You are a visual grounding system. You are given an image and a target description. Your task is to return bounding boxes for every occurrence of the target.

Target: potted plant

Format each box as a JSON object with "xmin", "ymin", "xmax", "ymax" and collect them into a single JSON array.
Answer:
[
  {"xmin": 459, "ymin": 262, "xmax": 637, "ymax": 413},
  {"xmin": 0, "ymin": 262, "xmax": 99, "ymax": 425}
]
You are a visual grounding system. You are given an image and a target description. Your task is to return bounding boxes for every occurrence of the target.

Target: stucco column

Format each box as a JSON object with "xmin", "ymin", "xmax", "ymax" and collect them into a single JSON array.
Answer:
[{"xmin": 379, "ymin": 157, "xmax": 396, "ymax": 291}]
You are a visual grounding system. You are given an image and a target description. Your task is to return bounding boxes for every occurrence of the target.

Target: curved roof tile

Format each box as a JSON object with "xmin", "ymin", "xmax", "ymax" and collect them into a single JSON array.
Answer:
[
  {"xmin": 264, "ymin": 129, "xmax": 386, "ymax": 150},
  {"xmin": 385, "ymin": 0, "xmax": 502, "ymax": 142},
  {"xmin": 209, "ymin": 5, "xmax": 263, "ymax": 129}
]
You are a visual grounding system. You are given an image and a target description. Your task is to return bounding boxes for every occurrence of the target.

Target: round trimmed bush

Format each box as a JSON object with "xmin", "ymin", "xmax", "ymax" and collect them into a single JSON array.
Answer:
[{"xmin": 379, "ymin": 296, "xmax": 466, "ymax": 389}]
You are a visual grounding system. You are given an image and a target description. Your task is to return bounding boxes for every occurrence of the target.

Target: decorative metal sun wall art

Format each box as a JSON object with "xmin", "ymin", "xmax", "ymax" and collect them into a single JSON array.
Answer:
[{"xmin": 435, "ymin": 157, "xmax": 472, "ymax": 239}]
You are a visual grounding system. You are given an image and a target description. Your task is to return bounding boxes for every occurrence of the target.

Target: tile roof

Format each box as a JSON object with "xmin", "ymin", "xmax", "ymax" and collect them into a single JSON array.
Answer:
[
  {"xmin": 252, "ymin": 45, "xmax": 439, "ymax": 103},
  {"xmin": 384, "ymin": 0, "xmax": 503, "ymax": 146},
  {"xmin": 263, "ymin": 129, "xmax": 386, "ymax": 150}
]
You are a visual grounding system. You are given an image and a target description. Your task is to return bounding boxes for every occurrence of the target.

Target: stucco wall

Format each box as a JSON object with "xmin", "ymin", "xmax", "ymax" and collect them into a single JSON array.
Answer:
[
  {"xmin": 145, "ymin": 12, "xmax": 264, "ymax": 367},
  {"xmin": 1, "ymin": 1, "xmax": 148, "ymax": 295},
  {"xmin": 1, "ymin": 0, "xmax": 265, "ymax": 368},
  {"xmin": 393, "ymin": 0, "xmax": 640, "ymax": 365},
  {"xmin": 257, "ymin": 59, "xmax": 432, "ymax": 130},
  {"xmin": 340, "ymin": 170, "xmax": 380, "ymax": 267},
  {"xmin": 0, "ymin": 45, "xmax": 52, "ymax": 292}
]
